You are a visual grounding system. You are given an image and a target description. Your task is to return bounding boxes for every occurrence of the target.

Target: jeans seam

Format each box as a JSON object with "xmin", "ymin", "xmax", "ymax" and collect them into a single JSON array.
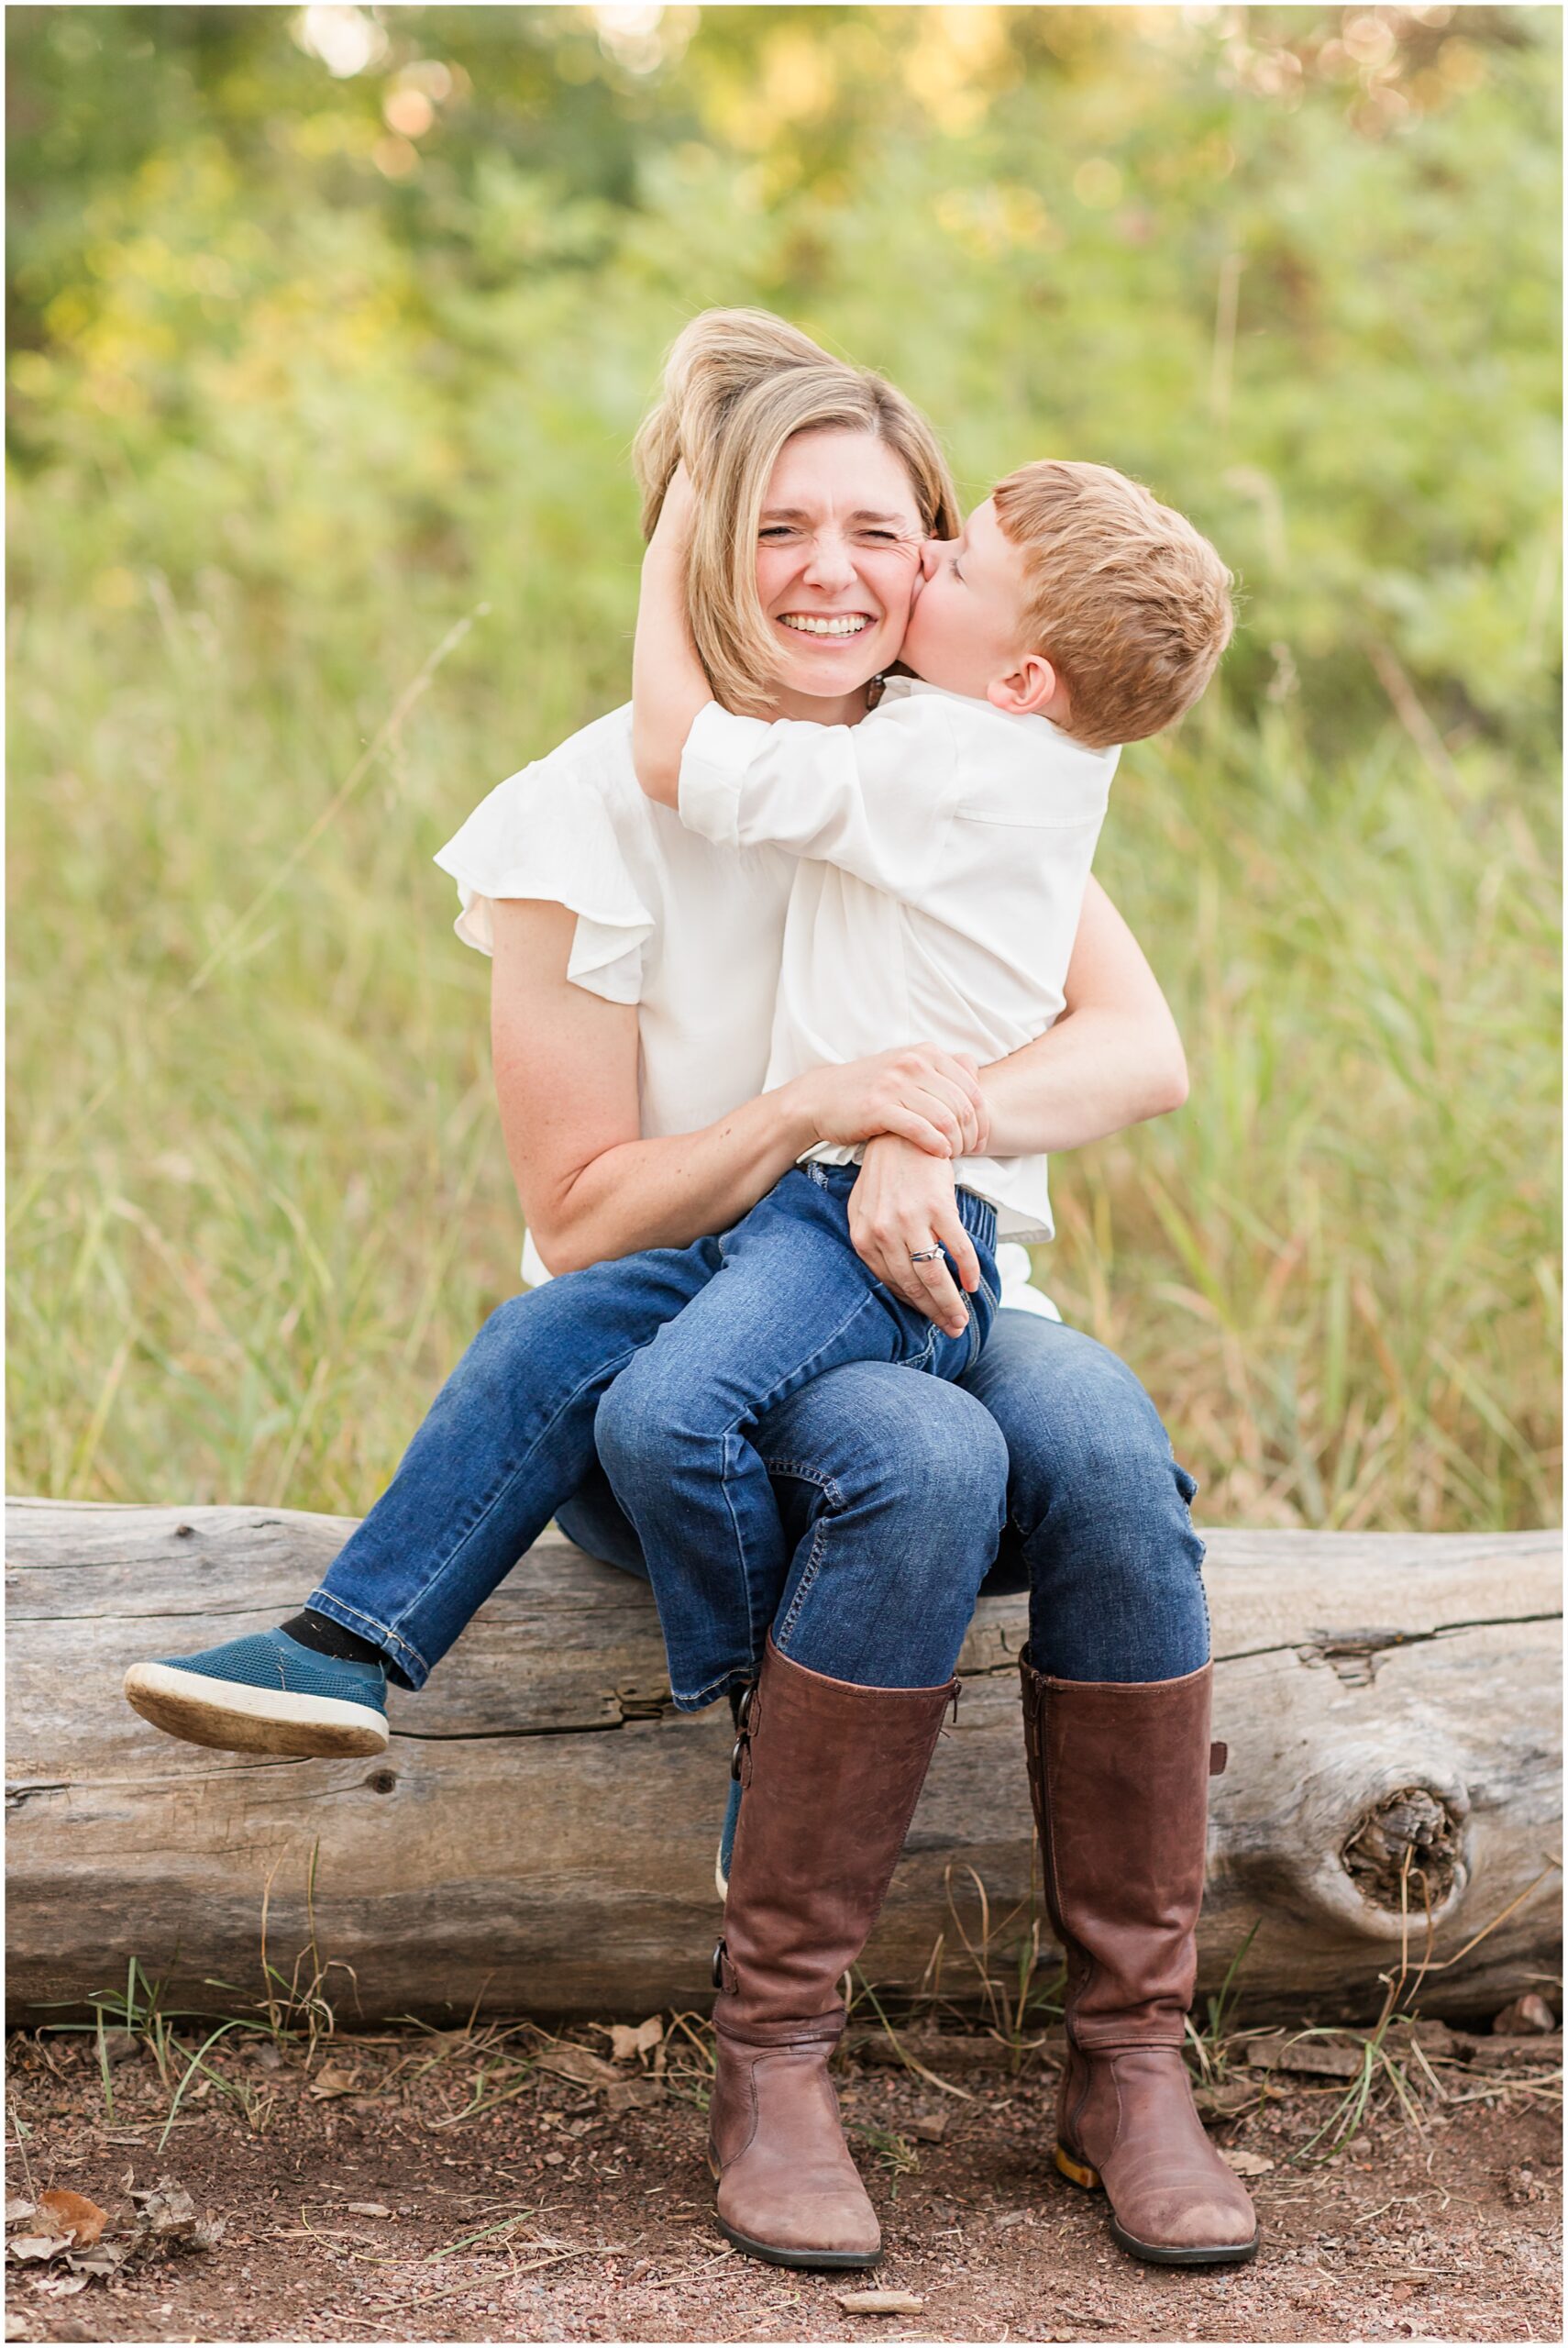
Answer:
[
  {"xmin": 774, "ymin": 1512, "xmax": 833, "ymax": 1653},
  {"xmin": 381, "ymin": 1338, "xmax": 651, "ymax": 1664},
  {"xmin": 756, "ymin": 1456, "xmax": 844, "ymax": 1504},
  {"xmin": 679, "ymin": 1663, "xmax": 744, "ymax": 1710},
  {"xmin": 718, "ymin": 1425, "xmax": 759, "ymax": 1677},
  {"xmin": 304, "ymin": 1590, "xmax": 426, "ymax": 1681},
  {"xmin": 755, "ymin": 1456, "xmax": 842, "ymax": 1655}
]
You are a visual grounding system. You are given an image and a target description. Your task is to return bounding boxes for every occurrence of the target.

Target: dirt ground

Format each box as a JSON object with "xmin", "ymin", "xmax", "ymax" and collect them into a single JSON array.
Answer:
[{"xmin": 6, "ymin": 2021, "xmax": 1561, "ymax": 2346}]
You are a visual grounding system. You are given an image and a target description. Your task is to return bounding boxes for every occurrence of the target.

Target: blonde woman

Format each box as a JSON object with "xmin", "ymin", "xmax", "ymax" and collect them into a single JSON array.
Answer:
[{"xmin": 126, "ymin": 313, "xmax": 1255, "ymax": 2273}]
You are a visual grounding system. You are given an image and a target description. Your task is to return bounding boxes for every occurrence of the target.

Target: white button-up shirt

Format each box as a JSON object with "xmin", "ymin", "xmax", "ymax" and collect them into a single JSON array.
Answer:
[{"xmin": 679, "ymin": 679, "xmax": 1117, "ymax": 1245}]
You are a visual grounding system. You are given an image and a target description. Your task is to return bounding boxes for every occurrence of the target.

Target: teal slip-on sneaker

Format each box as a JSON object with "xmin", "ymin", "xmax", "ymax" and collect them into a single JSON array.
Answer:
[{"xmin": 124, "ymin": 1626, "xmax": 389, "ymax": 1758}]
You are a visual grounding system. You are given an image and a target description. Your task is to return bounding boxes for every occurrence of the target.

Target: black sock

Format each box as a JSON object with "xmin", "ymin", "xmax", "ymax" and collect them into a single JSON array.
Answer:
[{"xmin": 281, "ymin": 1610, "xmax": 386, "ymax": 1670}]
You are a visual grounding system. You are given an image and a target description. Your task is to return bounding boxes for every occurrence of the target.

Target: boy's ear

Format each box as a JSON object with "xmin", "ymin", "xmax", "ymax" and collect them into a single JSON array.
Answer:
[{"xmin": 987, "ymin": 652, "xmax": 1057, "ymax": 718}]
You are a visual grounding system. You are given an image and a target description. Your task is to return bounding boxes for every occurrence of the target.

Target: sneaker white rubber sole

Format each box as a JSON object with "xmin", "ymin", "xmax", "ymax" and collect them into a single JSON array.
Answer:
[{"xmin": 122, "ymin": 1663, "xmax": 389, "ymax": 1758}]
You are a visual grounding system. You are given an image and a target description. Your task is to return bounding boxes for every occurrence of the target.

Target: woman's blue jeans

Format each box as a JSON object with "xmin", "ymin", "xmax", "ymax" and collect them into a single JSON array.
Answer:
[{"xmin": 306, "ymin": 1271, "xmax": 1209, "ymax": 1698}]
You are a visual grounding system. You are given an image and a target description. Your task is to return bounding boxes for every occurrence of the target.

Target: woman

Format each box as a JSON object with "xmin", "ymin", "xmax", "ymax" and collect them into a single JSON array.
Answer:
[{"xmin": 126, "ymin": 312, "xmax": 1256, "ymax": 2271}]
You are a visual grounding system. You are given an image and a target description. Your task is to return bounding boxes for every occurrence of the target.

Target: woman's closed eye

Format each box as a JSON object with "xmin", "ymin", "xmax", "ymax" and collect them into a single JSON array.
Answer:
[{"xmin": 759, "ymin": 525, "xmax": 905, "ymax": 545}]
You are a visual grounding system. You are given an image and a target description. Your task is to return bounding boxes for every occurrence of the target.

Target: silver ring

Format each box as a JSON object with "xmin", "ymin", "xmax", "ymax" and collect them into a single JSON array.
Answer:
[{"xmin": 908, "ymin": 1246, "xmax": 944, "ymax": 1264}]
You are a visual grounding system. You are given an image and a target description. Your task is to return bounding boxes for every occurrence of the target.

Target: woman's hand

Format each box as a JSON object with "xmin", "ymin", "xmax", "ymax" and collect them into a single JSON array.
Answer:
[
  {"xmin": 792, "ymin": 1046, "xmax": 990, "ymax": 1161},
  {"xmin": 847, "ymin": 1135, "xmax": 981, "ymax": 1338}
]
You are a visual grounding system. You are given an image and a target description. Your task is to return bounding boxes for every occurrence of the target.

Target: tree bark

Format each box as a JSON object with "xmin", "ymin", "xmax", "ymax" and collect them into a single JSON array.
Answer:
[{"xmin": 6, "ymin": 1500, "xmax": 1561, "ymax": 2025}]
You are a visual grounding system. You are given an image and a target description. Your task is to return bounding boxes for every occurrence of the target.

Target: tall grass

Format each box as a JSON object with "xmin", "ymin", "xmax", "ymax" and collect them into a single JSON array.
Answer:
[
  {"xmin": 8, "ymin": 559, "xmax": 1556, "ymax": 1528},
  {"xmin": 6, "ymin": 6, "xmax": 1560, "ymax": 1530}
]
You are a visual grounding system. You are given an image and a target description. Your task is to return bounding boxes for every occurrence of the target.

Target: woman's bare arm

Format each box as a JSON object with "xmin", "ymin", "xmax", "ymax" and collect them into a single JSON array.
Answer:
[
  {"xmin": 979, "ymin": 876, "xmax": 1187, "ymax": 1155},
  {"xmin": 489, "ymin": 901, "xmax": 989, "ymax": 1274}
]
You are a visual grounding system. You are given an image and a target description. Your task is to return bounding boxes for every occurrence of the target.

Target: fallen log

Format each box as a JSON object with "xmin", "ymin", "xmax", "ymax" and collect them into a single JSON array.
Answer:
[{"xmin": 6, "ymin": 1501, "xmax": 1561, "ymax": 2025}]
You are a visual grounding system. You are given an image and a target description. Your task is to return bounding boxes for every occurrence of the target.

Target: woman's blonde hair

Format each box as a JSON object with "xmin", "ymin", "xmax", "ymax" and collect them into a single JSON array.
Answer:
[{"xmin": 633, "ymin": 309, "xmax": 960, "ymax": 716}]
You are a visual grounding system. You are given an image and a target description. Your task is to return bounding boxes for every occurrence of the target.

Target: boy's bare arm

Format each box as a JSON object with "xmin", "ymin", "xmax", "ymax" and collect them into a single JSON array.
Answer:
[{"xmin": 631, "ymin": 463, "xmax": 713, "ymax": 807}]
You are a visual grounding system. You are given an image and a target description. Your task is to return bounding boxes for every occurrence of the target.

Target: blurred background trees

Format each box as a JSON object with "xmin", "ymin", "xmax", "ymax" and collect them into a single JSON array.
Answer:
[{"xmin": 7, "ymin": 6, "xmax": 1561, "ymax": 1529}]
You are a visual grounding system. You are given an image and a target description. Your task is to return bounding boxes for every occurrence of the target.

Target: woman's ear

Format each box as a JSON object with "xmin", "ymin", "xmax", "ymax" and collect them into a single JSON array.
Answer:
[{"xmin": 987, "ymin": 653, "xmax": 1058, "ymax": 718}]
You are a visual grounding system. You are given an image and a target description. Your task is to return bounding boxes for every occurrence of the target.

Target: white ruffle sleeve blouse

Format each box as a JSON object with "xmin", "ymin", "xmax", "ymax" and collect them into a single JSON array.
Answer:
[{"xmin": 434, "ymin": 703, "xmax": 1059, "ymax": 1316}]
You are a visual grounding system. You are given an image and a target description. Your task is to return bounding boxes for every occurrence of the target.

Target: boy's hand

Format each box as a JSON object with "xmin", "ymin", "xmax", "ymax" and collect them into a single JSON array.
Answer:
[
  {"xmin": 634, "ymin": 459, "xmax": 711, "ymax": 806},
  {"xmin": 847, "ymin": 1134, "xmax": 979, "ymax": 1339}
]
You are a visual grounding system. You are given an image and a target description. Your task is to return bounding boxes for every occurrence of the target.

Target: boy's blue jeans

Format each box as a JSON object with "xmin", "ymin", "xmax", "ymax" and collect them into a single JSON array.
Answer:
[
  {"xmin": 306, "ymin": 1219, "xmax": 1207, "ymax": 1705},
  {"xmin": 592, "ymin": 1162, "xmax": 999, "ymax": 1706}
]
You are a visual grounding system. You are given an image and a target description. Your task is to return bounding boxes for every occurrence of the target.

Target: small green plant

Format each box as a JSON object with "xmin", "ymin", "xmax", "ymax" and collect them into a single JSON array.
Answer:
[
  {"xmin": 1283, "ymin": 1845, "xmax": 1563, "ymax": 2165},
  {"xmin": 847, "ymin": 2119, "xmax": 921, "ymax": 2187},
  {"xmin": 657, "ymin": 2010, "xmax": 719, "ymax": 2116},
  {"xmin": 34, "ymin": 1955, "xmax": 279, "ymax": 2140},
  {"xmin": 33, "ymin": 1844, "xmax": 366, "ymax": 2147},
  {"xmin": 932, "ymin": 1861, "xmax": 1063, "ymax": 2067},
  {"xmin": 1185, "ymin": 1918, "xmax": 1263, "ymax": 2087},
  {"xmin": 849, "ymin": 1973, "xmax": 975, "ymax": 2105}
]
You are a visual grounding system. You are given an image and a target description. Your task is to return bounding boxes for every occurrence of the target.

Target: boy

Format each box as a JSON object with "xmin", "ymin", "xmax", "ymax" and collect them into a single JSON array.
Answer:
[{"xmin": 591, "ymin": 453, "xmax": 1232, "ymax": 1719}]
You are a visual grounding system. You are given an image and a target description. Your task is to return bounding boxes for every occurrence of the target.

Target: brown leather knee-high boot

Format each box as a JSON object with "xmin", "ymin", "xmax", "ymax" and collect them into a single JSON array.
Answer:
[
  {"xmin": 1020, "ymin": 1652, "xmax": 1259, "ymax": 2266},
  {"xmin": 709, "ymin": 1638, "xmax": 958, "ymax": 2268}
]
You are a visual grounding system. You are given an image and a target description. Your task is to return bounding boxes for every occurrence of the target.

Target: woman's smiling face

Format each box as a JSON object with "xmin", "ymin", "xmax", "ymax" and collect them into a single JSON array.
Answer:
[{"xmin": 754, "ymin": 428, "xmax": 926, "ymax": 717}]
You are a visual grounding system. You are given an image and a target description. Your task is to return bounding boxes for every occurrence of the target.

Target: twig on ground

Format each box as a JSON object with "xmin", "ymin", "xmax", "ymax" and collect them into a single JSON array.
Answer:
[{"xmin": 365, "ymin": 2241, "xmax": 630, "ymax": 2319}]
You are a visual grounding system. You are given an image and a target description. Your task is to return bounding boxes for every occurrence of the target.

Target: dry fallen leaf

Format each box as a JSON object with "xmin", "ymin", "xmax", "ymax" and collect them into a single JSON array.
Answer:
[
  {"xmin": 603, "ymin": 2077, "xmax": 665, "ymax": 2116},
  {"xmin": 124, "ymin": 2176, "xmax": 223, "ymax": 2258},
  {"xmin": 4, "ymin": 2202, "xmax": 37, "ymax": 2229},
  {"xmin": 26, "ymin": 2276, "xmax": 89, "ymax": 2301},
  {"xmin": 5, "ymin": 2238, "xmax": 72, "ymax": 2265},
  {"xmin": 535, "ymin": 2043, "xmax": 622, "ymax": 2089},
  {"xmin": 1220, "ymin": 2148, "xmax": 1275, "ymax": 2176},
  {"xmin": 835, "ymin": 2291, "xmax": 925, "ymax": 2316},
  {"xmin": 36, "ymin": 2192, "xmax": 107, "ymax": 2248},
  {"xmin": 65, "ymin": 2243, "xmax": 134, "ymax": 2281},
  {"xmin": 5, "ymin": 2308, "xmax": 36, "ymax": 2340},
  {"xmin": 130, "ymin": 2181, "xmax": 200, "ymax": 2241},
  {"xmin": 307, "ymin": 2063, "xmax": 359, "ymax": 2100},
  {"xmin": 907, "ymin": 2112, "xmax": 949, "ymax": 2143},
  {"xmin": 344, "ymin": 2203, "xmax": 393, "ymax": 2219},
  {"xmin": 608, "ymin": 2017, "xmax": 664, "ymax": 2063}
]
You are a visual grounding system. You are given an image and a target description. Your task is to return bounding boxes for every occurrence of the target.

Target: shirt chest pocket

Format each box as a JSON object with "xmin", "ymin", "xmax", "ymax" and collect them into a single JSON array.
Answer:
[
  {"xmin": 935, "ymin": 810, "xmax": 1109, "ymax": 984},
  {"xmin": 955, "ymin": 768, "xmax": 1110, "ymax": 834}
]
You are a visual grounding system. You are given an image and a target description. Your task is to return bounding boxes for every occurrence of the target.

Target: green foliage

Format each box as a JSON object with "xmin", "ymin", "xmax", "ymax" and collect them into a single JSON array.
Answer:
[{"xmin": 6, "ymin": 6, "xmax": 1560, "ymax": 1526}]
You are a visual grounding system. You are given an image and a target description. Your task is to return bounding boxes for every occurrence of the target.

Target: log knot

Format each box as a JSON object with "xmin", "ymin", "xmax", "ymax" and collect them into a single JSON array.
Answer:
[{"xmin": 1341, "ymin": 1784, "xmax": 1463, "ymax": 1910}]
